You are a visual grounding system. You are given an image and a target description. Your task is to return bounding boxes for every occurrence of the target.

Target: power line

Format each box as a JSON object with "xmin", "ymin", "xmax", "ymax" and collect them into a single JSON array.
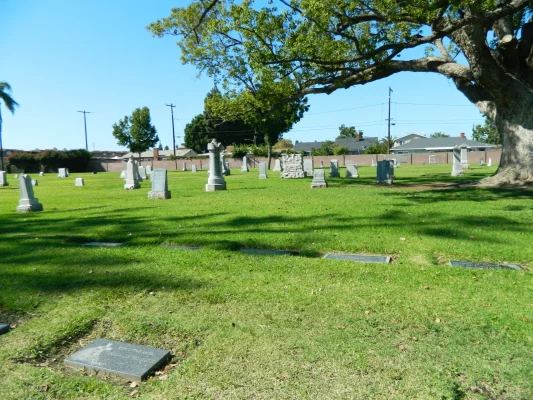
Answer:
[{"xmin": 394, "ymin": 102, "xmax": 476, "ymax": 107}]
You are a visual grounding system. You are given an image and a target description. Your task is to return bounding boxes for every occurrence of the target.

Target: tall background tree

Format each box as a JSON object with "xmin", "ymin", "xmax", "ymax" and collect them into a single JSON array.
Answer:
[
  {"xmin": 337, "ymin": 124, "xmax": 363, "ymax": 139},
  {"xmin": 112, "ymin": 107, "xmax": 159, "ymax": 159},
  {"xmin": 0, "ymin": 82, "xmax": 19, "ymax": 171},
  {"xmin": 472, "ymin": 117, "xmax": 501, "ymax": 145},
  {"xmin": 149, "ymin": 0, "xmax": 533, "ymax": 184},
  {"xmin": 430, "ymin": 132, "xmax": 451, "ymax": 138}
]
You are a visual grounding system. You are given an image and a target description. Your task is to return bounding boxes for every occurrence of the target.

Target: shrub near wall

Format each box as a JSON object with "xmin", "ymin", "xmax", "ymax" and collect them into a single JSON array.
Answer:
[
  {"xmin": 7, "ymin": 149, "xmax": 92, "ymax": 173},
  {"xmin": 7, "ymin": 152, "xmax": 40, "ymax": 172}
]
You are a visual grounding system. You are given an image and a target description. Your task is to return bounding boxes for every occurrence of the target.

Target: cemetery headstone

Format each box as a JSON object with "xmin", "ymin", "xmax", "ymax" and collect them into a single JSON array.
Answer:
[
  {"xmin": 488, "ymin": 158, "xmax": 492, "ymax": 167},
  {"xmin": 429, "ymin": 155, "xmax": 437, "ymax": 165},
  {"xmin": 258, "ymin": 162, "xmax": 268, "ymax": 179},
  {"xmin": 31, "ymin": 179, "xmax": 38, "ymax": 186},
  {"xmin": 345, "ymin": 164, "xmax": 359, "ymax": 178},
  {"xmin": 376, "ymin": 160, "xmax": 393, "ymax": 185},
  {"xmin": 148, "ymin": 168, "xmax": 171, "ymax": 199},
  {"xmin": 371, "ymin": 159, "xmax": 376, "ymax": 167},
  {"xmin": 303, "ymin": 158, "xmax": 314, "ymax": 176},
  {"xmin": 58, "ymin": 168, "xmax": 67, "ymax": 178},
  {"xmin": 39, "ymin": 171, "xmax": 44, "ymax": 177},
  {"xmin": 138, "ymin": 166, "xmax": 148, "ymax": 180},
  {"xmin": 281, "ymin": 154, "xmax": 305, "ymax": 178},
  {"xmin": 120, "ymin": 170, "xmax": 127, "ymax": 179},
  {"xmin": 0, "ymin": 171, "xmax": 9, "ymax": 186},
  {"xmin": 224, "ymin": 159, "xmax": 230, "ymax": 176},
  {"xmin": 329, "ymin": 159, "xmax": 340, "ymax": 178},
  {"xmin": 311, "ymin": 168, "xmax": 327, "ymax": 188},
  {"xmin": 64, "ymin": 338, "xmax": 170, "ymax": 381},
  {"xmin": 479, "ymin": 157, "xmax": 484, "ymax": 165},
  {"xmin": 182, "ymin": 161, "xmax": 188, "ymax": 172},
  {"xmin": 460, "ymin": 144, "xmax": 470, "ymax": 169},
  {"xmin": 241, "ymin": 156, "xmax": 249, "ymax": 172},
  {"xmin": 320, "ymin": 160, "xmax": 324, "ymax": 169},
  {"xmin": 206, "ymin": 139, "xmax": 227, "ymax": 191},
  {"xmin": 272, "ymin": 159, "xmax": 281, "ymax": 172},
  {"xmin": 75, "ymin": 178, "xmax": 85, "ymax": 187},
  {"xmin": 145, "ymin": 165, "xmax": 152, "ymax": 175},
  {"xmin": 65, "ymin": 168, "xmax": 70, "ymax": 177},
  {"xmin": 124, "ymin": 156, "xmax": 140, "ymax": 190},
  {"xmin": 17, "ymin": 175, "xmax": 43, "ymax": 212},
  {"xmin": 14, "ymin": 174, "xmax": 18, "ymax": 178},
  {"xmin": 0, "ymin": 323, "xmax": 10, "ymax": 335},
  {"xmin": 451, "ymin": 145, "xmax": 464, "ymax": 177},
  {"xmin": 191, "ymin": 164, "xmax": 197, "ymax": 173}
]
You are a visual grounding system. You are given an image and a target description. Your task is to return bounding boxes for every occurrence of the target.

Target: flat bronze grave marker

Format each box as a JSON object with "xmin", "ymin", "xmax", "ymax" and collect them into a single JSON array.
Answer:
[
  {"xmin": 450, "ymin": 261, "xmax": 522, "ymax": 270},
  {"xmin": 64, "ymin": 339, "xmax": 170, "ymax": 381},
  {"xmin": 323, "ymin": 254, "xmax": 391, "ymax": 264},
  {"xmin": 0, "ymin": 324, "xmax": 10, "ymax": 335}
]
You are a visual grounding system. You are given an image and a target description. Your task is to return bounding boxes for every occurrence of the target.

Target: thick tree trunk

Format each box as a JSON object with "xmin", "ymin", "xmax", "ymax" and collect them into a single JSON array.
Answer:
[{"xmin": 480, "ymin": 110, "xmax": 533, "ymax": 186}]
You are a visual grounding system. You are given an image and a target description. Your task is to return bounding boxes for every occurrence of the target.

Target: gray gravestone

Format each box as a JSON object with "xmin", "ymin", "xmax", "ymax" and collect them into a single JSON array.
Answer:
[
  {"xmin": 303, "ymin": 159, "xmax": 314, "ymax": 176},
  {"xmin": 429, "ymin": 155, "xmax": 437, "ymax": 165},
  {"xmin": 450, "ymin": 260, "xmax": 522, "ymax": 270},
  {"xmin": 320, "ymin": 160, "xmax": 324, "ymax": 169},
  {"xmin": 120, "ymin": 170, "xmax": 127, "ymax": 179},
  {"xmin": 148, "ymin": 168, "xmax": 171, "ymax": 199},
  {"xmin": 376, "ymin": 160, "xmax": 393, "ymax": 185},
  {"xmin": 258, "ymin": 162, "xmax": 268, "ymax": 179},
  {"xmin": 272, "ymin": 159, "xmax": 281, "ymax": 172},
  {"xmin": 241, "ymin": 156, "xmax": 249, "ymax": 172},
  {"xmin": 311, "ymin": 168, "xmax": 327, "ymax": 188},
  {"xmin": 58, "ymin": 168, "xmax": 67, "ymax": 178},
  {"xmin": 191, "ymin": 164, "xmax": 197, "ymax": 173},
  {"xmin": 75, "ymin": 178, "xmax": 84, "ymax": 187},
  {"xmin": 280, "ymin": 154, "xmax": 305, "ymax": 178},
  {"xmin": 460, "ymin": 144, "xmax": 470, "ymax": 169},
  {"xmin": 39, "ymin": 171, "xmax": 44, "ymax": 177},
  {"xmin": 17, "ymin": 175, "xmax": 43, "ymax": 212},
  {"xmin": 145, "ymin": 165, "xmax": 152, "ymax": 175},
  {"xmin": 0, "ymin": 171, "xmax": 8, "ymax": 186},
  {"xmin": 66, "ymin": 168, "xmax": 69, "ymax": 177},
  {"xmin": 488, "ymin": 158, "xmax": 492, "ymax": 167},
  {"xmin": 31, "ymin": 179, "xmax": 38, "ymax": 186},
  {"xmin": 83, "ymin": 242, "xmax": 123, "ymax": 247},
  {"xmin": 451, "ymin": 146, "xmax": 464, "ymax": 177},
  {"xmin": 64, "ymin": 338, "xmax": 170, "ymax": 381},
  {"xmin": 0, "ymin": 324, "xmax": 10, "ymax": 335},
  {"xmin": 139, "ymin": 167, "xmax": 148, "ymax": 180},
  {"xmin": 240, "ymin": 249, "xmax": 294, "ymax": 256},
  {"xmin": 182, "ymin": 161, "xmax": 187, "ymax": 172},
  {"xmin": 346, "ymin": 164, "xmax": 359, "ymax": 178},
  {"xmin": 329, "ymin": 160, "xmax": 340, "ymax": 178},
  {"xmin": 206, "ymin": 139, "xmax": 226, "ymax": 191},
  {"xmin": 124, "ymin": 156, "xmax": 140, "ymax": 190},
  {"xmin": 479, "ymin": 157, "xmax": 484, "ymax": 166},
  {"xmin": 323, "ymin": 253, "xmax": 391, "ymax": 264},
  {"xmin": 224, "ymin": 160, "xmax": 230, "ymax": 176}
]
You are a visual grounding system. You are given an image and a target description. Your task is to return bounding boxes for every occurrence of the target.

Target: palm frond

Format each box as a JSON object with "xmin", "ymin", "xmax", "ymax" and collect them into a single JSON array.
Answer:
[{"xmin": 0, "ymin": 82, "xmax": 19, "ymax": 114}]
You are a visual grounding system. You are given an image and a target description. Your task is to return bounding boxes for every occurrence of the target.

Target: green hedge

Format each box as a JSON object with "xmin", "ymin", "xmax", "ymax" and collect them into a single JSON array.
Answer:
[{"xmin": 7, "ymin": 149, "xmax": 92, "ymax": 173}]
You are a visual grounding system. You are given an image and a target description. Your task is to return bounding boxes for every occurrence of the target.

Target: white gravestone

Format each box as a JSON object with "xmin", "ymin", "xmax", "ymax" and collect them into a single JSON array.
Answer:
[
  {"xmin": 75, "ymin": 178, "xmax": 84, "ymax": 186},
  {"xmin": 31, "ymin": 179, "xmax": 38, "ymax": 186},
  {"xmin": 241, "ymin": 156, "xmax": 249, "ymax": 172},
  {"xmin": 17, "ymin": 175, "xmax": 43, "ymax": 212},
  {"xmin": 39, "ymin": 172, "xmax": 44, "ymax": 177},
  {"xmin": 224, "ymin": 159, "xmax": 230, "ymax": 176},
  {"xmin": 429, "ymin": 155, "xmax": 437, "ymax": 165},
  {"xmin": 120, "ymin": 170, "xmax": 126, "ymax": 179},
  {"xmin": 206, "ymin": 140, "xmax": 227, "ymax": 191},
  {"xmin": 488, "ymin": 158, "xmax": 492, "ymax": 167},
  {"xmin": 58, "ymin": 168, "xmax": 67, "ymax": 178},
  {"xmin": 480, "ymin": 157, "xmax": 484, "ymax": 166},
  {"xmin": 182, "ymin": 161, "xmax": 187, "ymax": 172},
  {"xmin": 139, "ymin": 167, "xmax": 148, "ymax": 180},
  {"xmin": 145, "ymin": 165, "xmax": 152, "ymax": 175},
  {"xmin": 346, "ymin": 164, "xmax": 359, "ymax": 178},
  {"xmin": 371, "ymin": 159, "xmax": 377, "ymax": 167},
  {"xmin": 148, "ymin": 168, "xmax": 171, "ymax": 199},
  {"xmin": 311, "ymin": 169, "xmax": 327, "ymax": 188},
  {"xmin": 460, "ymin": 144, "xmax": 470, "ymax": 169},
  {"xmin": 124, "ymin": 156, "xmax": 140, "ymax": 190},
  {"xmin": 191, "ymin": 164, "xmax": 197, "ymax": 173},
  {"xmin": 376, "ymin": 160, "xmax": 394, "ymax": 185},
  {"xmin": 451, "ymin": 146, "xmax": 464, "ymax": 177},
  {"xmin": 280, "ymin": 154, "xmax": 305, "ymax": 178},
  {"xmin": 329, "ymin": 160, "xmax": 340, "ymax": 178},
  {"xmin": 320, "ymin": 160, "xmax": 324, "ymax": 169},
  {"xmin": 0, "ymin": 171, "xmax": 8, "ymax": 186},
  {"xmin": 272, "ymin": 159, "xmax": 281, "ymax": 172},
  {"xmin": 14, "ymin": 174, "xmax": 18, "ymax": 179},
  {"xmin": 303, "ymin": 159, "xmax": 314, "ymax": 176},
  {"xmin": 258, "ymin": 162, "xmax": 268, "ymax": 179}
]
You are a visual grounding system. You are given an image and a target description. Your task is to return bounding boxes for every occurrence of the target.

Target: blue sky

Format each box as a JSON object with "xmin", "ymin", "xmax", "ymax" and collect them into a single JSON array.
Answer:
[{"xmin": 1, "ymin": 1, "xmax": 484, "ymax": 151}]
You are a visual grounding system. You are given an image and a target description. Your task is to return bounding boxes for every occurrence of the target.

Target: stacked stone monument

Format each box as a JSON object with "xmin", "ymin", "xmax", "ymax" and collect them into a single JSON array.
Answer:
[
  {"xmin": 280, "ymin": 154, "xmax": 305, "ymax": 178},
  {"xmin": 451, "ymin": 146, "xmax": 464, "ymax": 177},
  {"xmin": 206, "ymin": 139, "xmax": 227, "ymax": 191},
  {"xmin": 17, "ymin": 175, "xmax": 43, "ymax": 212},
  {"xmin": 148, "ymin": 169, "xmax": 171, "ymax": 199}
]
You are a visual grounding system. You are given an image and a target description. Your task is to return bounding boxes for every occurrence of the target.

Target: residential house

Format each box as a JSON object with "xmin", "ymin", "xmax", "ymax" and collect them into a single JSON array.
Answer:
[
  {"xmin": 391, "ymin": 133, "xmax": 497, "ymax": 154},
  {"xmin": 294, "ymin": 136, "xmax": 379, "ymax": 155}
]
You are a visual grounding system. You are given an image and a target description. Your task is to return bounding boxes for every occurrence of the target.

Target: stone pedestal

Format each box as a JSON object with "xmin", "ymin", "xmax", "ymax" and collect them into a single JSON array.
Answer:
[
  {"xmin": 311, "ymin": 169, "xmax": 327, "ymax": 188},
  {"xmin": 17, "ymin": 175, "xmax": 43, "ymax": 212},
  {"xmin": 206, "ymin": 140, "xmax": 227, "ymax": 191}
]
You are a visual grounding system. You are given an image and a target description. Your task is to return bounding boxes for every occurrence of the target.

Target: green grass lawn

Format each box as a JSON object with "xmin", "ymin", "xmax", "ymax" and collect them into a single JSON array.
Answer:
[{"xmin": 1, "ymin": 165, "xmax": 532, "ymax": 399}]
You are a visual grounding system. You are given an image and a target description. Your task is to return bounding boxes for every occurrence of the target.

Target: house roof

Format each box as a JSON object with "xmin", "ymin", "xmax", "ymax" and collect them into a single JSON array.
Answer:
[
  {"xmin": 294, "ymin": 137, "xmax": 379, "ymax": 152},
  {"xmin": 391, "ymin": 137, "xmax": 497, "ymax": 152},
  {"xmin": 394, "ymin": 133, "xmax": 426, "ymax": 142},
  {"xmin": 122, "ymin": 149, "xmax": 197, "ymax": 159}
]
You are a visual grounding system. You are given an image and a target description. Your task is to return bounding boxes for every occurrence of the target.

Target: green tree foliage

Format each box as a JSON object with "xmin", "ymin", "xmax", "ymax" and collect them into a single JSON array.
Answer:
[
  {"xmin": 7, "ymin": 152, "xmax": 40, "ymax": 172},
  {"xmin": 164, "ymin": 145, "xmax": 169, "ymax": 150},
  {"xmin": 337, "ymin": 124, "xmax": 363, "ymax": 139},
  {"xmin": 184, "ymin": 114, "xmax": 211, "ymax": 154},
  {"xmin": 430, "ymin": 132, "xmax": 450, "ymax": 138},
  {"xmin": 0, "ymin": 82, "xmax": 19, "ymax": 170},
  {"xmin": 472, "ymin": 118, "xmax": 501, "ymax": 145},
  {"xmin": 158, "ymin": 143, "xmax": 163, "ymax": 150},
  {"xmin": 311, "ymin": 141, "xmax": 348, "ymax": 156},
  {"xmin": 8, "ymin": 149, "xmax": 92, "ymax": 173},
  {"xmin": 333, "ymin": 145, "xmax": 349, "ymax": 155},
  {"xmin": 364, "ymin": 138, "xmax": 394, "ymax": 155},
  {"xmin": 112, "ymin": 107, "xmax": 159, "ymax": 156},
  {"xmin": 273, "ymin": 139, "xmax": 294, "ymax": 150},
  {"xmin": 37, "ymin": 150, "xmax": 65, "ymax": 172}
]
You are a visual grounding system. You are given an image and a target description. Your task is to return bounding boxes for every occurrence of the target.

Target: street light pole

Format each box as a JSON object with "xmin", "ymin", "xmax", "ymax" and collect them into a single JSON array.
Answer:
[
  {"xmin": 166, "ymin": 103, "xmax": 177, "ymax": 169},
  {"xmin": 77, "ymin": 110, "xmax": 91, "ymax": 151}
]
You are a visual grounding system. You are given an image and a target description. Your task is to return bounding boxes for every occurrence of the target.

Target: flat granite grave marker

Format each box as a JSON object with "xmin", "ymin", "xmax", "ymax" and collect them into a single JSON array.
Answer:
[
  {"xmin": 148, "ymin": 168, "xmax": 171, "ymax": 199},
  {"xmin": 0, "ymin": 324, "xmax": 10, "ymax": 335},
  {"xmin": 324, "ymin": 253, "xmax": 391, "ymax": 264},
  {"xmin": 450, "ymin": 260, "xmax": 522, "ymax": 270},
  {"xmin": 0, "ymin": 171, "xmax": 8, "ymax": 186},
  {"xmin": 451, "ymin": 145, "xmax": 464, "ymax": 177},
  {"xmin": 258, "ymin": 162, "xmax": 268, "ymax": 179},
  {"xmin": 64, "ymin": 338, "xmax": 170, "ymax": 381},
  {"xmin": 83, "ymin": 242, "xmax": 123, "ymax": 247},
  {"xmin": 241, "ymin": 156, "xmax": 249, "ymax": 172},
  {"xmin": 75, "ymin": 178, "xmax": 84, "ymax": 187},
  {"xmin": 311, "ymin": 168, "xmax": 327, "ymax": 188},
  {"xmin": 17, "ymin": 175, "xmax": 43, "ymax": 212},
  {"xmin": 273, "ymin": 159, "xmax": 281, "ymax": 172},
  {"xmin": 346, "ymin": 164, "xmax": 359, "ymax": 178}
]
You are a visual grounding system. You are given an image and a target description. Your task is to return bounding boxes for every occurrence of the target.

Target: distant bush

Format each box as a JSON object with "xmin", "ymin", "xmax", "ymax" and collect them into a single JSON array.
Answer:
[
  {"xmin": 7, "ymin": 152, "xmax": 40, "ymax": 172},
  {"xmin": 7, "ymin": 149, "xmax": 92, "ymax": 173},
  {"xmin": 231, "ymin": 144, "xmax": 249, "ymax": 160}
]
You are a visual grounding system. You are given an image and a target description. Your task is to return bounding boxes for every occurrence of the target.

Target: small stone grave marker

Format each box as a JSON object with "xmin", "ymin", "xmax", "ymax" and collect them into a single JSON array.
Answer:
[
  {"xmin": 460, "ymin": 144, "xmax": 470, "ymax": 169},
  {"xmin": 323, "ymin": 253, "xmax": 391, "ymax": 264},
  {"xmin": 120, "ymin": 170, "xmax": 126, "ymax": 179},
  {"xmin": 39, "ymin": 172, "xmax": 44, "ymax": 177},
  {"xmin": 328, "ymin": 160, "xmax": 340, "ymax": 178},
  {"xmin": 451, "ymin": 146, "xmax": 464, "ymax": 177},
  {"xmin": 148, "ymin": 169, "xmax": 171, "ymax": 199},
  {"xmin": 488, "ymin": 158, "xmax": 492, "ymax": 167},
  {"xmin": 241, "ymin": 156, "xmax": 249, "ymax": 172},
  {"xmin": 182, "ymin": 162, "xmax": 188, "ymax": 172},
  {"xmin": 346, "ymin": 164, "xmax": 358, "ymax": 178},
  {"xmin": 0, "ymin": 324, "xmax": 10, "ymax": 335},
  {"xmin": 64, "ymin": 338, "xmax": 170, "ymax": 381},
  {"xmin": 450, "ymin": 260, "xmax": 522, "ymax": 270},
  {"xmin": 58, "ymin": 168, "xmax": 67, "ymax": 178},
  {"xmin": 272, "ymin": 159, "xmax": 281, "ymax": 172},
  {"xmin": 124, "ymin": 156, "xmax": 140, "ymax": 190},
  {"xmin": 145, "ymin": 165, "xmax": 152, "ymax": 175},
  {"xmin": 429, "ymin": 155, "xmax": 437, "ymax": 165},
  {"xmin": 303, "ymin": 159, "xmax": 314, "ymax": 176},
  {"xmin": 31, "ymin": 179, "xmax": 38, "ymax": 187},
  {"xmin": 191, "ymin": 164, "xmax": 197, "ymax": 173},
  {"xmin": 258, "ymin": 162, "xmax": 268, "ymax": 179},
  {"xmin": 311, "ymin": 169, "xmax": 327, "ymax": 188},
  {"xmin": 240, "ymin": 248, "xmax": 294, "ymax": 256},
  {"xmin": 0, "ymin": 171, "xmax": 8, "ymax": 186},
  {"xmin": 138, "ymin": 167, "xmax": 148, "ymax": 180},
  {"xmin": 376, "ymin": 160, "xmax": 393, "ymax": 185},
  {"xmin": 83, "ymin": 242, "xmax": 123, "ymax": 247},
  {"xmin": 17, "ymin": 175, "xmax": 43, "ymax": 212},
  {"xmin": 75, "ymin": 178, "xmax": 84, "ymax": 187}
]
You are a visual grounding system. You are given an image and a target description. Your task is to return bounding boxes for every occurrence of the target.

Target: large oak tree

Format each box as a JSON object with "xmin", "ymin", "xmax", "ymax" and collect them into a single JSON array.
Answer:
[{"xmin": 149, "ymin": 0, "xmax": 533, "ymax": 185}]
